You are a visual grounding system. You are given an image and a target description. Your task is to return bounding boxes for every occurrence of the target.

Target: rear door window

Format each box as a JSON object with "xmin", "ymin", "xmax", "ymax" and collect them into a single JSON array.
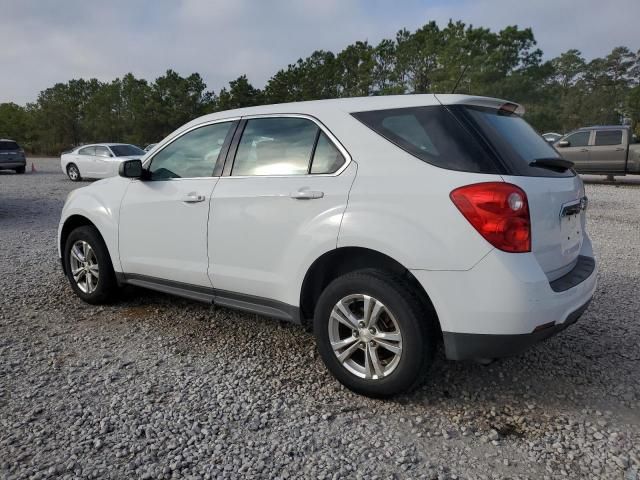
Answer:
[
  {"xmin": 352, "ymin": 106, "xmax": 501, "ymax": 174},
  {"xmin": 310, "ymin": 132, "xmax": 345, "ymax": 174},
  {"xmin": 78, "ymin": 146, "xmax": 96, "ymax": 156},
  {"xmin": 232, "ymin": 117, "xmax": 318, "ymax": 176},
  {"xmin": 594, "ymin": 130, "xmax": 622, "ymax": 146},
  {"xmin": 94, "ymin": 146, "xmax": 111, "ymax": 157}
]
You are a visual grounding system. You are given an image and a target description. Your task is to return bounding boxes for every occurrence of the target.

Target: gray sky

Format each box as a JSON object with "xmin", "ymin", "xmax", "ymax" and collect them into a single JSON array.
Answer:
[{"xmin": 2, "ymin": 0, "xmax": 639, "ymax": 105}]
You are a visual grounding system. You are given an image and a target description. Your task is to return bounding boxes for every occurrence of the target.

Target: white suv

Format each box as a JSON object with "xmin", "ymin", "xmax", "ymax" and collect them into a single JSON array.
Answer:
[{"xmin": 58, "ymin": 94, "xmax": 597, "ymax": 397}]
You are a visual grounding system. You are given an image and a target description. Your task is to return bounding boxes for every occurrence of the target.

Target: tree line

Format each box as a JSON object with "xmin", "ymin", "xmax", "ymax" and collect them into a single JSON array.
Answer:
[{"xmin": 1, "ymin": 20, "xmax": 639, "ymax": 155}]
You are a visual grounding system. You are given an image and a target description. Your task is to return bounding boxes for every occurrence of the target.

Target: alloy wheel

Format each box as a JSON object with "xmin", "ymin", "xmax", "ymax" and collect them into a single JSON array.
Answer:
[
  {"xmin": 69, "ymin": 240, "xmax": 99, "ymax": 294},
  {"xmin": 328, "ymin": 294, "xmax": 403, "ymax": 380},
  {"xmin": 68, "ymin": 165, "xmax": 79, "ymax": 180}
]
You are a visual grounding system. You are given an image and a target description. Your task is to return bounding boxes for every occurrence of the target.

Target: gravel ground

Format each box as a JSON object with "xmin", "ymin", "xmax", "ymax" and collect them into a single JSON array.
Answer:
[{"xmin": 1, "ymin": 158, "xmax": 639, "ymax": 480}]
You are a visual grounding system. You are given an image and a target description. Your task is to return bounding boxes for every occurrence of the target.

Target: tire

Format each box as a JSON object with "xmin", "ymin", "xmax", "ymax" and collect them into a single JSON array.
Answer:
[
  {"xmin": 313, "ymin": 269, "xmax": 436, "ymax": 398},
  {"xmin": 15, "ymin": 166, "xmax": 25, "ymax": 174},
  {"xmin": 67, "ymin": 163, "xmax": 81, "ymax": 181},
  {"xmin": 63, "ymin": 225, "xmax": 117, "ymax": 304}
]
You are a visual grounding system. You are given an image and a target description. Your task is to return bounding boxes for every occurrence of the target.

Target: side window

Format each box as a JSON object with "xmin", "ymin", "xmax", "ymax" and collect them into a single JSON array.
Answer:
[
  {"xmin": 232, "ymin": 118, "xmax": 318, "ymax": 176},
  {"xmin": 382, "ymin": 114, "xmax": 439, "ymax": 156},
  {"xmin": 594, "ymin": 130, "xmax": 622, "ymax": 146},
  {"xmin": 564, "ymin": 131, "xmax": 590, "ymax": 147},
  {"xmin": 352, "ymin": 106, "xmax": 501, "ymax": 173},
  {"xmin": 95, "ymin": 146, "xmax": 111, "ymax": 158},
  {"xmin": 79, "ymin": 146, "xmax": 95, "ymax": 156},
  {"xmin": 310, "ymin": 132, "xmax": 345, "ymax": 174},
  {"xmin": 149, "ymin": 122, "xmax": 233, "ymax": 180}
]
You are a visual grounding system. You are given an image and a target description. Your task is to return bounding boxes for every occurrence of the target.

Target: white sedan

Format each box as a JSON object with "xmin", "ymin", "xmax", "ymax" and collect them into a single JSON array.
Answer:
[{"xmin": 60, "ymin": 143, "xmax": 145, "ymax": 181}]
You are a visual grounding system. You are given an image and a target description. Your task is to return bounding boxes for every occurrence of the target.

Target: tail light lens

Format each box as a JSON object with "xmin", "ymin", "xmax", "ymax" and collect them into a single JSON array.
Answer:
[{"xmin": 450, "ymin": 182, "xmax": 531, "ymax": 253}]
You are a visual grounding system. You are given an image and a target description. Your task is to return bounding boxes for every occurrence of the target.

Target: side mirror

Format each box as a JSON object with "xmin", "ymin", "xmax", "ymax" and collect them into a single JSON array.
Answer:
[
  {"xmin": 557, "ymin": 140, "xmax": 570, "ymax": 148},
  {"xmin": 119, "ymin": 159, "xmax": 143, "ymax": 178}
]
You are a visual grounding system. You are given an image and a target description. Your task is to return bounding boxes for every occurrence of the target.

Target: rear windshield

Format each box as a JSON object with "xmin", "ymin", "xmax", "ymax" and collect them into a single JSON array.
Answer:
[
  {"xmin": 453, "ymin": 105, "xmax": 574, "ymax": 178},
  {"xmin": 352, "ymin": 105, "xmax": 574, "ymax": 177},
  {"xmin": 109, "ymin": 144, "xmax": 145, "ymax": 157},
  {"xmin": 352, "ymin": 106, "xmax": 501, "ymax": 174},
  {"xmin": 0, "ymin": 141, "xmax": 20, "ymax": 151}
]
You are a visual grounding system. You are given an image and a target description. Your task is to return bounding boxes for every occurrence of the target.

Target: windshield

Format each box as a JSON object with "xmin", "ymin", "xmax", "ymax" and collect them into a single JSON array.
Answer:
[
  {"xmin": 0, "ymin": 141, "xmax": 19, "ymax": 151},
  {"xmin": 455, "ymin": 105, "xmax": 573, "ymax": 178},
  {"xmin": 109, "ymin": 144, "xmax": 145, "ymax": 157}
]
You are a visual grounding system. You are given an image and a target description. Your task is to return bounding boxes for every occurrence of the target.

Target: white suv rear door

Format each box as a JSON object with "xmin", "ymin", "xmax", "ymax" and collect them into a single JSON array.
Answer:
[
  {"xmin": 208, "ymin": 115, "xmax": 355, "ymax": 306},
  {"xmin": 118, "ymin": 121, "xmax": 237, "ymax": 287}
]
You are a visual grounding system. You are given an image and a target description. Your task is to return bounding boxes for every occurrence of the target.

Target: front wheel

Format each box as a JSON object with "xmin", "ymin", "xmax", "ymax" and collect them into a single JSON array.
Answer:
[
  {"xmin": 67, "ymin": 163, "xmax": 81, "ymax": 181},
  {"xmin": 15, "ymin": 166, "xmax": 25, "ymax": 174},
  {"xmin": 63, "ymin": 226, "xmax": 117, "ymax": 304},
  {"xmin": 313, "ymin": 269, "xmax": 436, "ymax": 398}
]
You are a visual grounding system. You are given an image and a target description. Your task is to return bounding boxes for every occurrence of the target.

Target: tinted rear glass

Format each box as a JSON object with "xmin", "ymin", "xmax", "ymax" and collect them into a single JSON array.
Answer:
[
  {"xmin": 110, "ymin": 144, "xmax": 145, "ymax": 156},
  {"xmin": 454, "ymin": 105, "xmax": 574, "ymax": 178},
  {"xmin": 352, "ymin": 106, "xmax": 501, "ymax": 174},
  {"xmin": 0, "ymin": 141, "xmax": 19, "ymax": 151}
]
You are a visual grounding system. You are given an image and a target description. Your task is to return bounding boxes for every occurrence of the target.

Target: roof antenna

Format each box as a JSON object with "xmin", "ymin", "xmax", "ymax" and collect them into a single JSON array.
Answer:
[{"xmin": 451, "ymin": 63, "xmax": 470, "ymax": 94}]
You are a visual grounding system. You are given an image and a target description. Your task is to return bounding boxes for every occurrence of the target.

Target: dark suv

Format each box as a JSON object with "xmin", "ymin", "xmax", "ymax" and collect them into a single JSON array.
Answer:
[{"xmin": 0, "ymin": 139, "xmax": 26, "ymax": 174}]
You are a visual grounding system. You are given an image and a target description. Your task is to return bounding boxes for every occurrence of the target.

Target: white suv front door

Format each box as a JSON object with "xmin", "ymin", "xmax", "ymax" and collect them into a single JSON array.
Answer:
[
  {"xmin": 208, "ymin": 116, "xmax": 356, "ymax": 307},
  {"xmin": 118, "ymin": 121, "xmax": 236, "ymax": 287}
]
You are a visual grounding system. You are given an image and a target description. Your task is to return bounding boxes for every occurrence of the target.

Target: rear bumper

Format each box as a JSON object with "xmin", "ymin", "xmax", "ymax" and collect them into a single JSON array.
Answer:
[
  {"xmin": 411, "ymin": 235, "xmax": 597, "ymax": 360},
  {"xmin": 442, "ymin": 299, "xmax": 591, "ymax": 360},
  {"xmin": 0, "ymin": 159, "xmax": 26, "ymax": 169}
]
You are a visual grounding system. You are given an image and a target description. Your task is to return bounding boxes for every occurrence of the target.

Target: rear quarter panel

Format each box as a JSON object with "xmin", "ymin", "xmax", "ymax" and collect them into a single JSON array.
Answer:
[{"xmin": 329, "ymin": 112, "xmax": 497, "ymax": 271}]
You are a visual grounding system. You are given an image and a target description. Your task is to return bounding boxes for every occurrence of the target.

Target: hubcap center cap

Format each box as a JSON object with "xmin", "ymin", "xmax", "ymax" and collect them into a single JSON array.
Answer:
[{"xmin": 359, "ymin": 328, "xmax": 374, "ymax": 342}]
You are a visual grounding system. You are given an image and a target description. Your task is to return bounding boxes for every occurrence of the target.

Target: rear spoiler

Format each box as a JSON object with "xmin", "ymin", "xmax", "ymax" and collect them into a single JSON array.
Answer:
[{"xmin": 434, "ymin": 94, "xmax": 525, "ymax": 116}]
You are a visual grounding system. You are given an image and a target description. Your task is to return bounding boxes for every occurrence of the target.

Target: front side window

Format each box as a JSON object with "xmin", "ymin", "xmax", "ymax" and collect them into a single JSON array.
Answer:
[
  {"xmin": 564, "ymin": 131, "xmax": 590, "ymax": 147},
  {"xmin": 78, "ymin": 146, "xmax": 96, "ymax": 156},
  {"xmin": 94, "ymin": 146, "xmax": 111, "ymax": 158},
  {"xmin": 232, "ymin": 118, "xmax": 318, "ymax": 176},
  {"xmin": 149, "ymin": 122, "xmax": 233, "ymax": 180},
  {"xmin": 594, "ymin": 130, "xmax": 622, "ymax": 146}
]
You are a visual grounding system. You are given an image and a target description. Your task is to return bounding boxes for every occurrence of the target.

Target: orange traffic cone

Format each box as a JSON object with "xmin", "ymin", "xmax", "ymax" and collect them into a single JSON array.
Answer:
[{"xmin": 31, "ymin": 163, "xmax": 37, "ymax": 173}]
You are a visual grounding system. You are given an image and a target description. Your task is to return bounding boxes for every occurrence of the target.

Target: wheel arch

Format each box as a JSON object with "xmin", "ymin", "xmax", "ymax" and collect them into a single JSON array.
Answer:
[
  {"xmin": 59, "ymin": 215, "xmax": 100, "ymax": 274},
  {"xmin": 299, "ymin": 247, "xmax": 441, "ymax": 333}
]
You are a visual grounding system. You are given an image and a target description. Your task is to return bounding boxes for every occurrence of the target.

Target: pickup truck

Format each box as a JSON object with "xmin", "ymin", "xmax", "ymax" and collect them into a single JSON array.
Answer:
[{"xmin": 554, "ymin": 125, "xmax": 640, "ymax": 176}]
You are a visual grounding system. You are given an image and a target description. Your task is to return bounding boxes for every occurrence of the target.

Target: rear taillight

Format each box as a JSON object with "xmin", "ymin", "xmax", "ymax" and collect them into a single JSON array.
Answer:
[{"xmin": 450, "ymin": 182, "xmax": 531, "ymax": 253}]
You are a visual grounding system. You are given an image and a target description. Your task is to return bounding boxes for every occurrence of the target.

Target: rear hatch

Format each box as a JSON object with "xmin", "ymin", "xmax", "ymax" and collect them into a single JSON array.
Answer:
[
  {"xmin": 352, "ymin": 96, "xmax": 586, "ymax": 281},
  {"xmin": 0, "ymin": 140, "xmax": 23, "ymax": 162},
  {"xmin": 446, "ymin": 100, "xmax": 585, "ymax": 280}
]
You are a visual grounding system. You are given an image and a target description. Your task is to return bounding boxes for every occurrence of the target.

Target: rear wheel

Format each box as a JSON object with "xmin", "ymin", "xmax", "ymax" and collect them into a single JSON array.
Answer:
[
  {"xmin": 314, "ymin": 269, "xmax": 436, "ymax": 398},
  {"xmin": 15, "ymin": 166, "xmax": 25, "ymax": 174},
  {"xmin": 63, "ymin": 226, "xmax": 117, "ymax": 304},
  {"xmin": 67, "ymin": 163, "xmax": 81, "ymax": 181}
]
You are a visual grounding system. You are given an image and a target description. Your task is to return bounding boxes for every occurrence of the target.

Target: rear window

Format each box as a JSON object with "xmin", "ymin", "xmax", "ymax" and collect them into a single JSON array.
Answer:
[
  {"xmin": 455, "ymin": 105, "xmax": 574, "ymax": 178},
  {"xmin": 352, "ymin": 106, "xmax": 501, "ymax": 174},
  {"xmin": 595, "ymin": 130, "xmax": 622, "ymax": 146},
  {"xmin": 0, "ymin": 141, "xmax": 19, "ymax": 151}
]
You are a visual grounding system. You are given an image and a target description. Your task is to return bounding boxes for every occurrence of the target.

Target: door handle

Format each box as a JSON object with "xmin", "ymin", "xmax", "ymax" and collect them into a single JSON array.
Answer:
[
  {"xmin": 182, "ymin": 192, "xmax": 206, "ymax": 203},
  {"xmin": 290, "ymin": 189, "xmax": 324, "ymax": 200},
  {"xmin": 579, "ymin": 148, "xmax": 589, "ymax": 152},
  {"xmin": 614, "ymin": 147, "xmax": 624, "ymax": 151}
]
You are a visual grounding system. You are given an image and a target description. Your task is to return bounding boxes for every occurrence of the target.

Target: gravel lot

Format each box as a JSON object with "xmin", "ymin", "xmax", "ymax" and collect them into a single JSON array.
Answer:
[{"xmin": 1, "ymin": 158, "xmax": 639, "ymax": 480}]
